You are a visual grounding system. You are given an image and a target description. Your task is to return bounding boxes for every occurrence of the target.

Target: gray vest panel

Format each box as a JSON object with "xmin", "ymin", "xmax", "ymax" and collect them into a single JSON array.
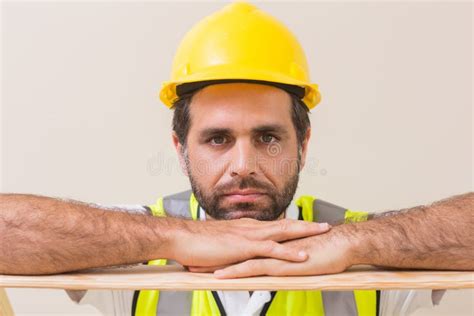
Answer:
[
  {"xmin": 156, "ymin": 291, "xmax": 192, "ymax": 316},
  {"xmin": 162, "ymin": 190, "xmax": 195, "ymax": 218},
  {"xmin": 313, "ymin": 198, "xmax": 347, "ymax": 224},
  {"xmin": 322, "ymin": 291, "xmax": 358, "ymax": 315},
  {"xmin": 153, "ymin": 189, "xmax": 359, "ymax": 316}
]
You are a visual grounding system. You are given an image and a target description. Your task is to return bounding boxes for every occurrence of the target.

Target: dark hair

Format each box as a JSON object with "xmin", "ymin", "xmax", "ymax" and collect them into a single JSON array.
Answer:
[{"xmin": 171, "ymin": 90, "xmax": 310, "ymax": 148}]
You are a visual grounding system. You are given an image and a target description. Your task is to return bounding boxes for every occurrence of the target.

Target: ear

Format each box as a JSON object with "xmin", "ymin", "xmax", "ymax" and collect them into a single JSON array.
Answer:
[
  {"xmin": 299, "ymin": 127, "xmax": 311, "ymax": 171},
  {"xmin": 172, "ymin": 132, "xmax": 189, "ymax": 177}
]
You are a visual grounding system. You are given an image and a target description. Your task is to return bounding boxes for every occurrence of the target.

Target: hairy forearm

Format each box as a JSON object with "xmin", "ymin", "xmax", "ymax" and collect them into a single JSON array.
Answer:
[
  {"xmin": 344, "ymin": 192, "xmax": 473, "ymax": 270},
  {"xmin": 0, "ymin": 194, "xmax": 178, "ymax": 275}
]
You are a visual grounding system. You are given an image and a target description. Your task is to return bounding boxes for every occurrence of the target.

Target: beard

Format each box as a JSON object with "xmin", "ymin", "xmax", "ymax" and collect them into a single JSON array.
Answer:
[{"xmin": 185, "ymin": 152, "xmax": 301, "ymax": 221}]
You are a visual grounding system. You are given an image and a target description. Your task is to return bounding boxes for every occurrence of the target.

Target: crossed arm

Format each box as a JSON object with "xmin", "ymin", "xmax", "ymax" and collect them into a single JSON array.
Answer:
[
  {"xmin": 0, "ymin": 194, "xmax": 328, "ymax": 275},
  {"xmin": 0, "ymin": 192, "xmax": 472, "ymax": 277},
  {"xmin": 206, "ymin": 192, "xmax": 474, "ymax": 278}
]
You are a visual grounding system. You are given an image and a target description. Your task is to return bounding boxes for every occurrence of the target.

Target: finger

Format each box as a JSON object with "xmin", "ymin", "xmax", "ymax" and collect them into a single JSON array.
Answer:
[
  {"xmin": 255, "ymin": 219, "xmax": 331, "ymax": 242},
  {"xmin": 214, "ymin": 259, "xmax": 278, "ymax": 278},
  {"xmin": 187, "ymin": 264, "xmax": 230, "ymax": 273},
  {"xmin": 214, "ymin": 258, "xmax": 310, "ymax": 279},
  {"xmin": 253, "ymin": 240, "xmax": 308, "ymax": 262}
]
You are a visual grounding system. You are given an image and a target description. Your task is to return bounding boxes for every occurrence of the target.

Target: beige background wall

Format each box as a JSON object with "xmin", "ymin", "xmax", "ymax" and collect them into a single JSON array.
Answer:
[{"xmin": 1, "ymin": 1, "xmax": 472, "ymax": 315}]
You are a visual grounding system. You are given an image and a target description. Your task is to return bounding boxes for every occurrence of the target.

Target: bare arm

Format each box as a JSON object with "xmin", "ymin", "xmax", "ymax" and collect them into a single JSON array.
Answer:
[
  {"xmin": 351, "ymin": 192, "xmax": 473, "ymax": 270},
  {"xmin": 0, "ymin": 193, "xmax": 330, "ymax": 275},
  {"xmin": 0, "ymin": 194, "xmax": 176, "ymax": 275},
  {"xmin": 212, "ymin": 192, "xmax": 473, "ymax": 278}
]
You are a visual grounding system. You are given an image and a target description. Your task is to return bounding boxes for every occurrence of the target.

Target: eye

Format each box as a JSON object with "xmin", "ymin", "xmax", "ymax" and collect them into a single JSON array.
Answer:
[
  {"xmin": 260, "ymin": 134, "xmax": 278, "ymax": 143},
  {"xmin": 209, "ymin": 135, "xmax": 227, "ymax": 145}
]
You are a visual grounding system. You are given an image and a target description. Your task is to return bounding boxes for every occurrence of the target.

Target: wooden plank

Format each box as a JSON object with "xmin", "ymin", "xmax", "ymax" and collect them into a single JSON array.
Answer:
[
  {"xmin": 0, "ymin": 265, "xmax": 472, "ymax": 291},
  {"xmin": 0, "ymin": 288, "xmax": 14, "ymax": 316}
]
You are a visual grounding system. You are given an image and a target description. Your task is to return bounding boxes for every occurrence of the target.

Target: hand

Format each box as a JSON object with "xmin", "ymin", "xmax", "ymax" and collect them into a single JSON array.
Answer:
[
  {"xmin": 167, "ymin": 218, "xmax": 331, "ymax": 268},
  {"xmin": 211, "ymin": 224, "xmax": 356, "ymax": 278}
]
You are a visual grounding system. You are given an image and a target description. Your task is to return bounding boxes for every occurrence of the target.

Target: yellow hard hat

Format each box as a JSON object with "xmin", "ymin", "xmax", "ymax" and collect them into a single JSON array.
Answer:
[{"xmin": 159, "ymin": 2, "xmax": 321, "ymax": 110}]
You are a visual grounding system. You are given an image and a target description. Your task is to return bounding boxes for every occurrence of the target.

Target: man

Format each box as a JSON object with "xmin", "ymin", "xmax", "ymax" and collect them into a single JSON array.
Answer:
[{"xmin": 1, "ymin": 2, "xmax": 472, "ymax": 316}]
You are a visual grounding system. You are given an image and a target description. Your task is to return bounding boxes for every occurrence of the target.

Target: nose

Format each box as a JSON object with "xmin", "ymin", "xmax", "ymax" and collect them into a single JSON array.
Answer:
[{"xmin": 229, "ymin": 138, "xmax": 257, "ymax": 178}]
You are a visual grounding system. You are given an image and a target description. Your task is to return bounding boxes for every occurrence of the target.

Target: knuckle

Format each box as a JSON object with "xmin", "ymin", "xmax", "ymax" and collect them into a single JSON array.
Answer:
[
  {"xmin": 269, "ymin": 266, "xmax": 282, "ymax": 276},
  {"xmin": 262, "ymin": 240, "xmax": 277, "ymax": 253},
  {"xmin": 245, "ymin": 260, "xmax": 258, "ymax": 271},
  {"xmin": 279, "ymin": 219, "xmax": 291, "ymax": 232}
]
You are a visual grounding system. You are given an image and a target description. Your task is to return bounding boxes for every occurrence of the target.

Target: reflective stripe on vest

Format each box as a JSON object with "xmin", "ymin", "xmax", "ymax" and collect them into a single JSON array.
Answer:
[{"xmin": 133, "ymin": 190, "xmax": 377, "ymax": 316}]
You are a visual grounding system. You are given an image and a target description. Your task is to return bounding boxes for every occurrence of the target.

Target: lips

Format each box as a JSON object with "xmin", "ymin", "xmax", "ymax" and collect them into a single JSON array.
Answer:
[
  {"xmin": 223, "ymin": 189, "xmax": 266, "ymax": 196},
  {"xmin": 222, "ymin": 190, "xmax": 267, "ymax": 203}
]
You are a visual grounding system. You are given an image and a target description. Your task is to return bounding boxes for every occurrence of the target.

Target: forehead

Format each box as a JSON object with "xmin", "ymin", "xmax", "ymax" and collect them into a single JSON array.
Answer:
[{"xmin": 188, "ymin": 83, "xmax": 293, "ymax": 133}]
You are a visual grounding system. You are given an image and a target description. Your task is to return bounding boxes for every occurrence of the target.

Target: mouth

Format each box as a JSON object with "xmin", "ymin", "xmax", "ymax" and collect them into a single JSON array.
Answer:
[{"xmin": 222, "ymin": 190, "xmax": 267, "ymax": 203}]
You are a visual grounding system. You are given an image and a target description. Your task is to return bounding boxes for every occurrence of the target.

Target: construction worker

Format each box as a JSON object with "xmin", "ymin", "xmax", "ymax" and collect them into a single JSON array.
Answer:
[{"xmin": 1, "ymin": 2, "xmax": 472, "ymax": 315}]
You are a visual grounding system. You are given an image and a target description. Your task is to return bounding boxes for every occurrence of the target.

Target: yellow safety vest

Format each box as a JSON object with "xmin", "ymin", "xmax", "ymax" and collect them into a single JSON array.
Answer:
[{"xmin": 133, "ymin": 190, "xmax": 378, "ymax": 316}]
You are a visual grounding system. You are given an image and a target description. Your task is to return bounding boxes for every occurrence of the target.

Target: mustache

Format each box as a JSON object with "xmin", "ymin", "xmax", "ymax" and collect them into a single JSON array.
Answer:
[{"xmin": 215, "ymin": 177, "xmax": 274, "ymax": 195}]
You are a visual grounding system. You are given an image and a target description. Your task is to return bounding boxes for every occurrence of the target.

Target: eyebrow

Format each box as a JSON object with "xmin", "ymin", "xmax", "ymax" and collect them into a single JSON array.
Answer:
[
  {"xmin": 199, "ymin": 128, "xmax": 232, "ymax": 140},
  {"xmin": 252, "ymin": 124, "xmax": 289, "ymax": 136},
  {"xmin": 198, "ymin": 124, "xmax": 289, "ymax": 139}
]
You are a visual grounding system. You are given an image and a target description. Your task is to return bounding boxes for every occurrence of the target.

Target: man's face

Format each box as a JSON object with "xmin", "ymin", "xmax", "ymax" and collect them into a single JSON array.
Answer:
[{"xmin": 173, "ymin": 83, "xmax": 310, "ymax": 221}]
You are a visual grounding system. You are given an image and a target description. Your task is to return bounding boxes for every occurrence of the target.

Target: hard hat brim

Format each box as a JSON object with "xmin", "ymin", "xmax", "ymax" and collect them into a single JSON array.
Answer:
[{"xmin": 159, "ymin": 65, "xmax": 321, "ymax": 110}]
